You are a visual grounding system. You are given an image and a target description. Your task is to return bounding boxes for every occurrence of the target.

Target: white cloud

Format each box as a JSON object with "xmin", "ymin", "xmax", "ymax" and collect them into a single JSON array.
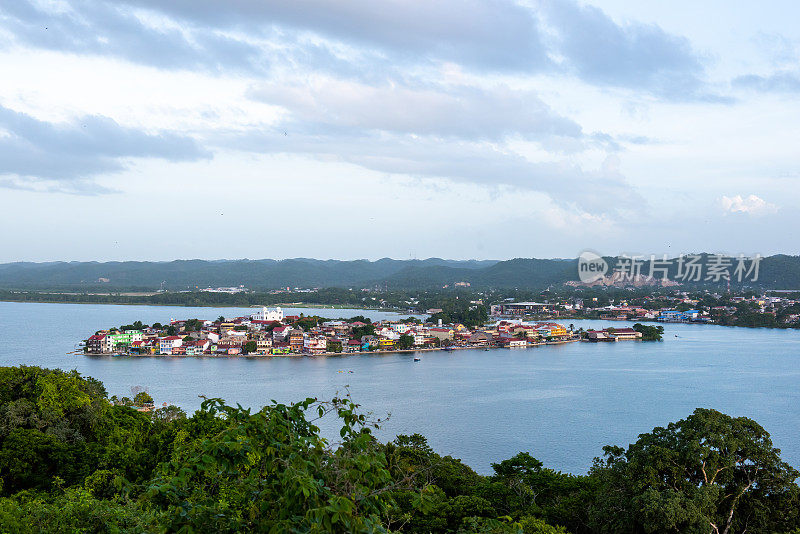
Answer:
[
  {"xmin": 249, "ymin": 77, "xmax": 583, "ymax": 142},
  {"xmin": 720, "ymin": 194, "xmax": 778, "ymax": 215},
  {"xmin": 0, "ymin": 0, "xmax": 799, "ymax": 260}
]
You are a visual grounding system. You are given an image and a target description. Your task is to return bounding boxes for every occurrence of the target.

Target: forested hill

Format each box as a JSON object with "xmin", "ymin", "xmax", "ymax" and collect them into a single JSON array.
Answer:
[
  {"xmin": 1, "ymin": 255, "xmax": 799, "ymax": 291},
  {"xmin": 0, "ymin": 258, "xmax": 496, "ymax": 291}
]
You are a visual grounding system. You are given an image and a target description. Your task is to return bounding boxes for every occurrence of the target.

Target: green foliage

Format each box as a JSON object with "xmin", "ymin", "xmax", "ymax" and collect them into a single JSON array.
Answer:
[
  {"xmin": 352, "ymin": 324, "xmax": 376, "ymax": 340},
  {"xmin": 0, "ymin": 487, "xmax": 164, "ymax": 532},
  {"xmin": 133, "ymin": 391, "xmax": 153, "ymax": 406},
  {"xmin": 518, "ymin": 516, "xmax": 568, "ymax": 533},
  {"xmin": 427, "ymin": 304, "xmax": 488, "ymax": 328},
  {"xmin": 244, "ymin": 340, "xmax": 258, "ymax": 354},
  {"xmin": 1, "ymin": 366, "xmax": 799, "ymax": 533},
  {"xmin": 120, "ymin": 320, "xmax": 146, "ymax": 331},
  {"xmin": 146, "ymin": 396, "xmax": 394, "ymax": 532},
  {"xmin": 396, "ymin": 334, "xmax": 415, "ymax": 350},
  {"xmin": 183, "ymin": 318, "xmax": 204, "ymax": 331},
  {"xmin": 632, "ymin": 323, "xmax": 664, "ymax": 341},
  {"xmin": 342, "ymin": 315, "xmax": 372, "ymax": 324},
  {"xmin": 587, "ymin": 408, "xmax": 800, "ymax": 533}
]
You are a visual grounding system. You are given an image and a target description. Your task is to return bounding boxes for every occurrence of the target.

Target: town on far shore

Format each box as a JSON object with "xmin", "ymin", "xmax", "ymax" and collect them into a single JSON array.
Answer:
[{"xmin": 82, "ymin": 306, "xmax": 663, "ymax": 357}]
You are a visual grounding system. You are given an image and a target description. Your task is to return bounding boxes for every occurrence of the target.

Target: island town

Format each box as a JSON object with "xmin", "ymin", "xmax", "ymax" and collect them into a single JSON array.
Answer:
[{"xmin": 82, "ymin": 306, "xmax": 659, "ymax": 357}]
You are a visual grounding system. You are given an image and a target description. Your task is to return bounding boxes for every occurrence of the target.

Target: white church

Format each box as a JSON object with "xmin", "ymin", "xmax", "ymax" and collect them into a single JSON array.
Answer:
[{"xmin": 250, "ymin": 306, "xmax": 284, "ymax": 322}]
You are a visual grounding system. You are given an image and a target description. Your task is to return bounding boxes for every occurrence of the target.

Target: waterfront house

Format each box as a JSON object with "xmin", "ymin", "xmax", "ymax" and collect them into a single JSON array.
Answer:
[
  {"xmin": 586, "ymin": 330, "xmax": 612, "ymax": 341},
  {"xmin": 184, "ymin": 344, "xmax": 202, "ymax": 356},
  {"xmin": 271, "ymin": 342, "xmax": 291, "ymax": 355},
  {"xmin": 532, "ymin": 322, "xmax": 568, "ymax": 338},
  {"xmin": 289, "ymin": 330, "xmax": 305, "ymax": 353},
  {"xmin": 499, "ymin": 337, "xmax": 527, "ymax": 348},
  {"xmin": 106, "ymin": 330, "xmax": 143, "ymax": 351},
  {"xmin": 86, "ymin": 334, "xmax": 109, "ymax": 353},
  {"xmin": 303, "ymin": 336, "xmax": 327, "ymax": 355},
  {"xmin": 658, "ymin": 310, "xmax": 684, "ymax": 322},
  {"xmin": 255, "ymin": 336, "xmax": 273, "ymax": 353},
  {"xmin": 360, "ymin": 335, "xmax": 378, "ymax": 349},
  {"xmin": 215, "ymin": 344, "xmax": 241, "ymax": 356},
  {"xmin": 185, "ymin": 339, "xmax": 210, "ymax": 355},
  {"xmin": 429, "ymin": 327, "xmax": 454, "ymax": 341},
  {"xmin": 609, "ymin": 328, "xmax": 642, "ymax": 340},
  {"xmin": 129, "ymin": 340, "xmax": 157, "ymax": 354},
  {"xmin": 159, "ymin": 336, "xmax": 183, "ymax": 355},
  {"xmin": 468, "ymin": 331, "xmax": 493, "ymax": 346}
]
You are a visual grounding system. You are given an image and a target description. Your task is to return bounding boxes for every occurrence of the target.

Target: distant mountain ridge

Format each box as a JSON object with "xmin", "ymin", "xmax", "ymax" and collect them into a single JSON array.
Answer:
[
  {"xmin": 0, "ymin": 258, "xmax": 498, "ymax": 291},
  {"xmin": 0, "ymin": 255, "xmax": 798, "ymax": 291}
]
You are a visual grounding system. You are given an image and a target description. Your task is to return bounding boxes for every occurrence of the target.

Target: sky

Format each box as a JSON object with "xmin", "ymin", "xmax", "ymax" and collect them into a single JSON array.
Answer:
[{"xmin": 1, "ymin": 0, "xmax": 799, "ymax": 262}]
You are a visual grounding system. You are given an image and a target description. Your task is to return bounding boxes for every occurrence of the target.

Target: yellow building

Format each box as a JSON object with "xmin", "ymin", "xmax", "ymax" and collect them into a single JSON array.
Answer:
[{"xmin": 533, "ymin": 322, "xmax": 568, "ymax": 338}]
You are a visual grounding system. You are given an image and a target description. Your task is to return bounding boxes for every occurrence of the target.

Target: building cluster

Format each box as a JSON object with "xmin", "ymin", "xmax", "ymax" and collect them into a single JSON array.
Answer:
[
  {"xmin": 492, "ymin": 293, "xmax": 800, "ymax": 326},
  {"xmin": 584, "ymin": 328, "xmax": 643, "ymax": 341},
  {"xmin": 85, "ymin": 307, "xmax": 574, "ymax": 356}
]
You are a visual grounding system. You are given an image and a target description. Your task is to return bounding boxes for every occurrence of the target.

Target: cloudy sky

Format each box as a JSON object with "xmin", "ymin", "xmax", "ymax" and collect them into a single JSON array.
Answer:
[{"xmin": 1, "ymin": 0, "xmax": 798, "ymax": 262}]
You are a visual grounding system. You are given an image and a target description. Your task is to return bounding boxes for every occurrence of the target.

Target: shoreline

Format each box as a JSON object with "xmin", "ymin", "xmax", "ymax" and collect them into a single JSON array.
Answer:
[{"xmin": 86, "ymin": 337, "xmax": 582, "ymax": 359}]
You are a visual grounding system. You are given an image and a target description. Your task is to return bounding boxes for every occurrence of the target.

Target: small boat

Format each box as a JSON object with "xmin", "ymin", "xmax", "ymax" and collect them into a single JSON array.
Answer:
[
  {"xmin": 413, "ymin": 356, "xmax": 421, "ymax": 362},
  {"xmin": 484, "ymin": 348, "xmax": 490, "ymax": 351}
]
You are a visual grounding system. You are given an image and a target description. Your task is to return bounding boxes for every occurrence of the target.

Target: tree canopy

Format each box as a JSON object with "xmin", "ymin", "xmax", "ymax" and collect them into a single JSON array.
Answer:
[{"xmin": 0, "ymin": 366, "xmax": 798, "ymax": 533}]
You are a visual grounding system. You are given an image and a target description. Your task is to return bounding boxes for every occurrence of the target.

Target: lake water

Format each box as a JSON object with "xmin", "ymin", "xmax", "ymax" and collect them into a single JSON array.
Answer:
[{"xmin": 1, "ymin": 301, "xmax": 799, "ymax": 475}]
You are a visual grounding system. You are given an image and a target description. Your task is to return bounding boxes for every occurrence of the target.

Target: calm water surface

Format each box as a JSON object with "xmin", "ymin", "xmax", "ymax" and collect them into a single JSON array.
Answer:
[{"xmin": 1, "ymin": 301, "xmax": 799, "ymax": 475}]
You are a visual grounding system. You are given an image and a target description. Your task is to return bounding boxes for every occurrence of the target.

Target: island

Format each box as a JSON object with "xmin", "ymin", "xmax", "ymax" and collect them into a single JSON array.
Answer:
[{"xmin": 81, "ymin": 306, "xmax": 670, "ymax": 357}]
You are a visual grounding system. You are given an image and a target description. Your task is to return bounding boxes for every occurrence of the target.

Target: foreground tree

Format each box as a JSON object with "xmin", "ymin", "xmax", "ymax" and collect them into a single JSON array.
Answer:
[
  {"xmin": 589, "ymin": 408, "xmax": 800, "ymax": 533},
  {"xmin": 132, "ymin": 391, "xmax": 153, "ymax": 407},
  {"xmin": 146, "ymin": 395, "xmax": 396, "ymax": 533}
]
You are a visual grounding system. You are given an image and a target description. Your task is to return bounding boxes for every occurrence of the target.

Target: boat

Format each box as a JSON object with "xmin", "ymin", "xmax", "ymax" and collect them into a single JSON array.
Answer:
[
  {"xmin": 484, "ymin": 347, "xmax": 490, "ymax": 351},
  {"xmin": 413, "ymin": 356, "xmax": 421, "ymax": 362}
]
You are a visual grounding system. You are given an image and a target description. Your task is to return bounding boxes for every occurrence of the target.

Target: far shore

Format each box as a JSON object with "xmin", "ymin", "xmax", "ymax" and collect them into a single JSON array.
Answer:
[{"xmin": 1, "ymin": 297, "xmax": 402, "ymax": 313}]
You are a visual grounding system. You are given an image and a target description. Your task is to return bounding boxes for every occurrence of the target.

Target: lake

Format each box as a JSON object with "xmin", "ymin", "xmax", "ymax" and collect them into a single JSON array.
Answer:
[{"xmin": 1, "ymin": 301, "xmax": 799, "ymax": 475}]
